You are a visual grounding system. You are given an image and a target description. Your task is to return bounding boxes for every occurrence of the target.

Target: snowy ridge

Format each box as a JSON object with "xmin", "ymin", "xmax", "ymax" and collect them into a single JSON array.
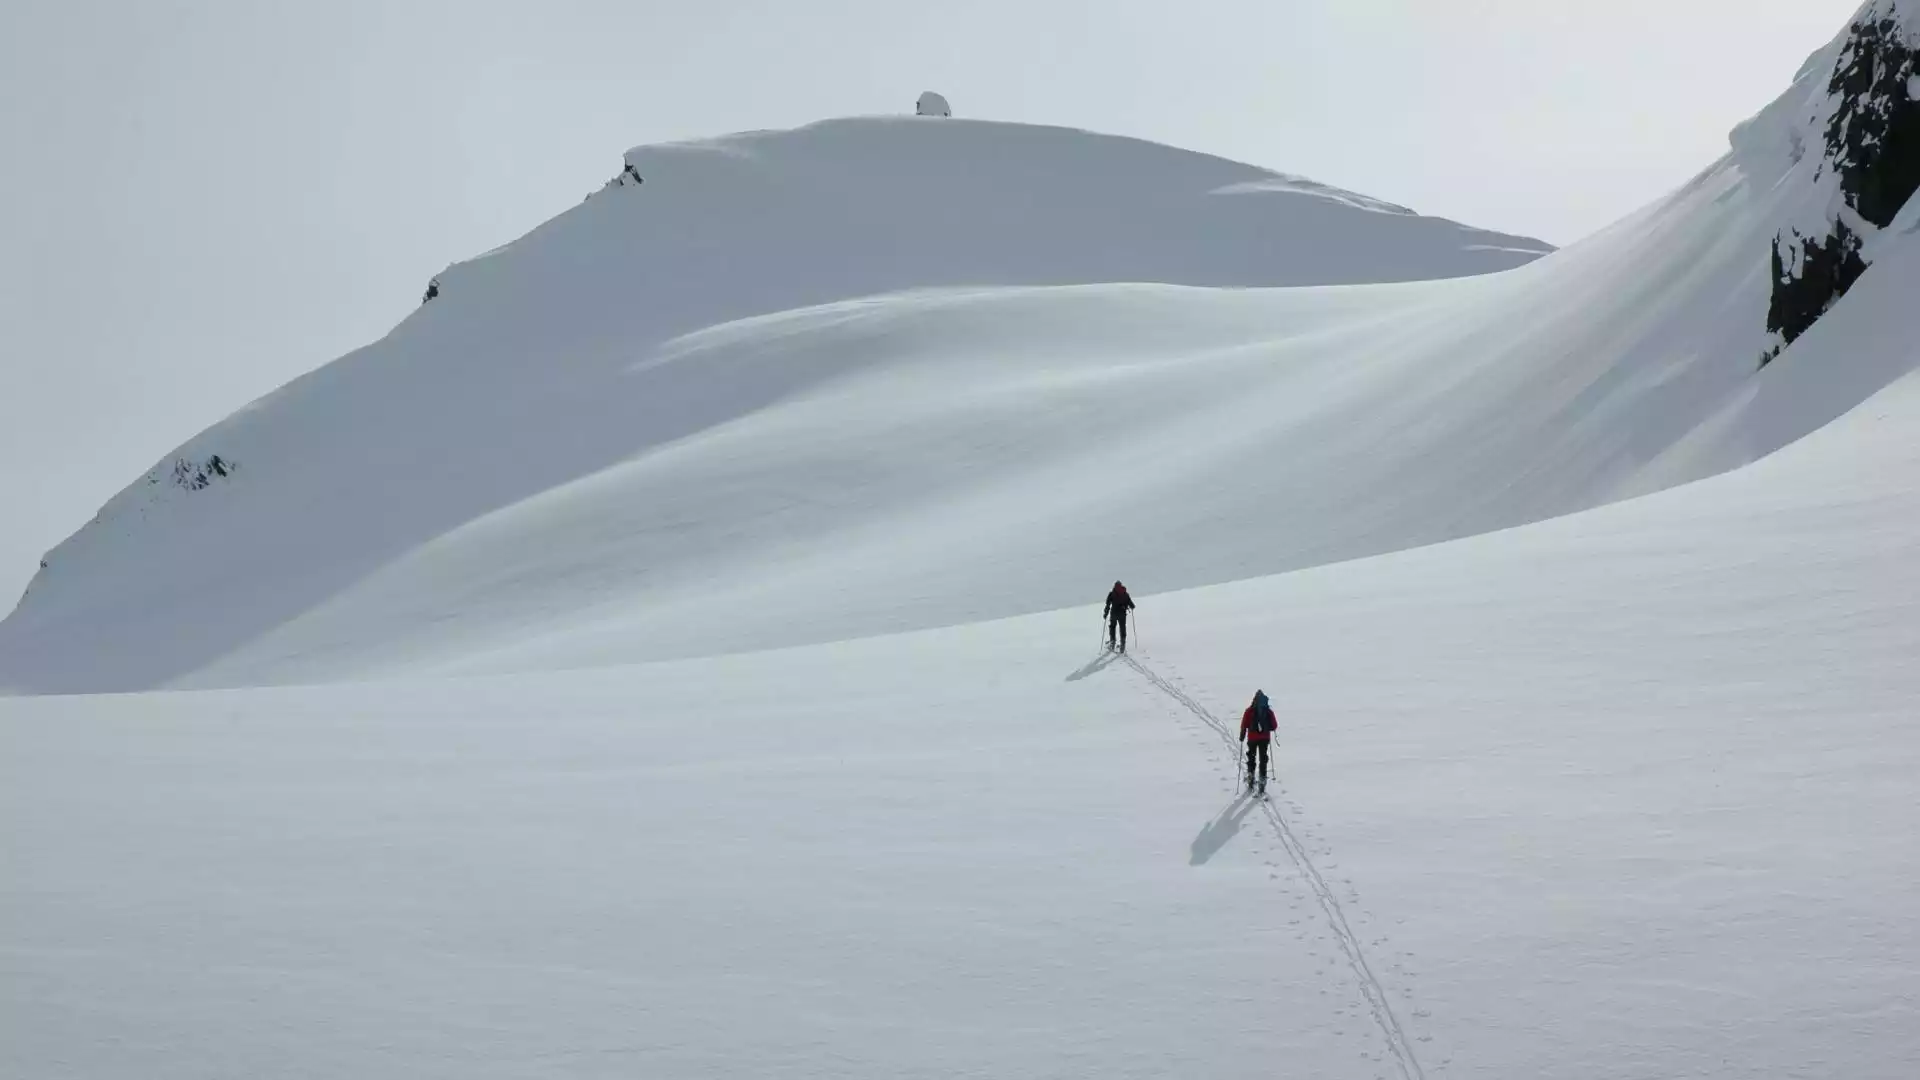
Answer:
[{"xmin": 470, "ymin": 115, "xmax": 1549, "ymax": 346}]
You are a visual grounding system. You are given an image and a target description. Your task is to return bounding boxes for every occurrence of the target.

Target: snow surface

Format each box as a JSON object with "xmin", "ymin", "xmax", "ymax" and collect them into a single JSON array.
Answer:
[
  {"xmin": 3, "ymin": 12, "xmax": 1918, "ymax": 1076},
  {"xmin": 5, "ymin": 350, "xmax": 1917, "ymax": 1079}
]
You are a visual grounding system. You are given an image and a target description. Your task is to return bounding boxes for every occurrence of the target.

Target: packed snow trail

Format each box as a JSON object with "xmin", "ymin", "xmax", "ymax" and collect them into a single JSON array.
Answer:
[{"xmin": 1121, "ymin": 651, "xmax": 1428, "ymax": 1080}]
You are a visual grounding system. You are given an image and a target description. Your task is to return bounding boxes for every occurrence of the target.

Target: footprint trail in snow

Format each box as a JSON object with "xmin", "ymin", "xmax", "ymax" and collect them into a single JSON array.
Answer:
[{"xmin": 1120, "ymin": 651, "xmax": 1429, "ymax": 1080}]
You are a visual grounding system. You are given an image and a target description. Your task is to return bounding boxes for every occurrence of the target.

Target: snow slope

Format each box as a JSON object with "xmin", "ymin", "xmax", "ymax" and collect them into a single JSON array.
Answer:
[{"xmin": 5, "ymin": 331, "xmax": 1916, "ymax": 1080}]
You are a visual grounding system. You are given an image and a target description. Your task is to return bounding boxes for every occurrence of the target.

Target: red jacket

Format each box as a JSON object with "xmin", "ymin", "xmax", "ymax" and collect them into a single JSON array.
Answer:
[{"xmin": 1241, "ymin": 702, "xmax": 1273, "ymax": 744}]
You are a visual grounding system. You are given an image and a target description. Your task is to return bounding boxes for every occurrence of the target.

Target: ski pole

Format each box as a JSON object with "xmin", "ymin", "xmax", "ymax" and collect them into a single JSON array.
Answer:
[{"xmin": 1130, "ymin": 609, "xmax": 1139, "ymax": 652}]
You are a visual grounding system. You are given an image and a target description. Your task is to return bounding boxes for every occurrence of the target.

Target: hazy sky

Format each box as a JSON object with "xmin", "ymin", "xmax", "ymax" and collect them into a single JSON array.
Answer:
[{"xmin": 0, "ymin": 0, "xmax": 1861, "ymax": 610}]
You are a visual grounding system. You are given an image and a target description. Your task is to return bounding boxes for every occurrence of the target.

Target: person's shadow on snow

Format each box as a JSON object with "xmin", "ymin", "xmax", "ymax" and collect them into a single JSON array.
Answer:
[
  {"xmin": 1065, "ymin": 651, "xmax": 1120, "ymax": 682},
  {"xmin": 1189, "ymin": 793, "xmax": 1259, "ymax": 866}
]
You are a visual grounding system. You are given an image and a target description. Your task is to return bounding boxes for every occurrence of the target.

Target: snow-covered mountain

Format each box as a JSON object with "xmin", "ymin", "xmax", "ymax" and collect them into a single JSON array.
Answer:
[
  {"xmin": 6, "ymin": 28, "xmax": 1914, "ymax": 693},
  {"xmin": 1, "ymin": 117, "xmax": 1554, "ymax": 693}
]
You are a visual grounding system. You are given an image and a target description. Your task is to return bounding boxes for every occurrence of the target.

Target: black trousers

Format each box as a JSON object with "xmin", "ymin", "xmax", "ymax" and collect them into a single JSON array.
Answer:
[
  {"xmin": 1107, "ymin": 611, "xmax": 1127, "ymax": 649},
  {"xmin": 1244, "ymin": 740, "xmax": 1269, "ymax": 783}
]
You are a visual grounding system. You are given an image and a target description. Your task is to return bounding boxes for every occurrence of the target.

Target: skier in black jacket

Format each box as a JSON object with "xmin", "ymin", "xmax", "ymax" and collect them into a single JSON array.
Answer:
[{"xmin": 1103, "ymin": 581, "xmax": 1135, "ymax": 652}]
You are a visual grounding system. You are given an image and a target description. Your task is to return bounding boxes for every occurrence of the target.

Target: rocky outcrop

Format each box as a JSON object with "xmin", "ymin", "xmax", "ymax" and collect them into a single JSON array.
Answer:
[
  {"xmin": 1765, "ymin": 2, "xmax": 1918, "ymax": 363},
  {"xmin": 162, "ymin": 454, "xmax": 235, "ymax": 491}
]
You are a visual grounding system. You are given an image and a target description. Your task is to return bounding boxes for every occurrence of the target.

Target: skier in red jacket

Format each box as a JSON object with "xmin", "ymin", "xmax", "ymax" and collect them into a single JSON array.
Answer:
[
  {"xmin": 1240, "ymin": 690, "xmax": 1276, "ymax": 795},
  {"xmin": 1103, "ymin": 581, "xmax": 1135, "ymax": 652}
]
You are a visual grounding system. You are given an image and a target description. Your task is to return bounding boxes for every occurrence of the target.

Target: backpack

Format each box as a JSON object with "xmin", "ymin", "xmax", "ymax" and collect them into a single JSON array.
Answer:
[{"xmin": 1252, "ymin": 698, "xmax": 1276, "ymax": 734}]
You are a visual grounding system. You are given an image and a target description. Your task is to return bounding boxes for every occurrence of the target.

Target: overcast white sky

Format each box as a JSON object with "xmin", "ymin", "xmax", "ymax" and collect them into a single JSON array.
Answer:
[{"xmin": 0, "ymin": 0, "xmax": 1862, "ymax": 610}]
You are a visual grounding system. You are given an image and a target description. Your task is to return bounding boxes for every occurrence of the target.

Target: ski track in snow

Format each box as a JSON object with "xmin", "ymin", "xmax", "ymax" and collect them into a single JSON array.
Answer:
[{"xmin": 1121, "ymin": 650, "xmax": 1429, "ymax": 1080}]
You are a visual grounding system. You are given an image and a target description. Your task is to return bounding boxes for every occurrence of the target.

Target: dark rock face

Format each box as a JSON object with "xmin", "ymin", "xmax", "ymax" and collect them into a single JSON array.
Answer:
[
  {"xmin": 167, "ymin": 454, "xmax": 234, "ymax": 491},
  {"xmin": 1825, "ymin": 10, "xmax": 1920, "ymax": 229},
  {"xmin": 1765, "ymin": 5, "xmax": 1919, "ymax": 364},
  {"xmin": 1765, "ymin": 225, "xmax": 1869, "ymax": 363},
  {"xmin": 583, "ymin": 162, "xmax": 644, "ymax": 204},
  {"xmin": 605, "ymin": 163, "xmax": 643, "ymax": 191}
]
